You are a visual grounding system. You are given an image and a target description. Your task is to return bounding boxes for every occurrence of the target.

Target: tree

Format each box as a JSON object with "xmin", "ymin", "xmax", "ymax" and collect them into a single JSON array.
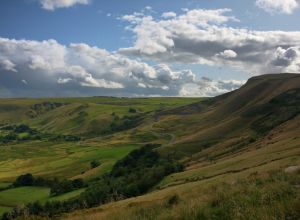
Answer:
[{"xmin": 14, "ymin": 173, "xmax": 34, "ymax": 186}]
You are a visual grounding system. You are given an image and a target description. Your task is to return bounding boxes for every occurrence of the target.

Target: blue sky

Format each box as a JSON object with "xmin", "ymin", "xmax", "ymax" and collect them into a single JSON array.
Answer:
[
  {"xmin": 1, "ymin": 0, "xmax": 299, "ymax": 50},
  {"xmin": 0, "ymin": 0, "xmax": 299, "ymax": 97}
]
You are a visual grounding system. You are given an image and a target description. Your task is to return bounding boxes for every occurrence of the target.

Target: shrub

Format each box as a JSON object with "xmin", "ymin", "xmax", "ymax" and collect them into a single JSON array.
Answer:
[
  {"xmin": 167, "ymin": 195, "xmax": 180, "ymax": 206},
  {"xmin": 90, "ymin": 160, "xmax": 101, "ymax": 169},
  {"xmin": 128, "ymin": 108, "xmax": 137, "ymax": 113},
  {"xmin": 13, "ymin": 173, "xmax": 34, "ymax": 187}
]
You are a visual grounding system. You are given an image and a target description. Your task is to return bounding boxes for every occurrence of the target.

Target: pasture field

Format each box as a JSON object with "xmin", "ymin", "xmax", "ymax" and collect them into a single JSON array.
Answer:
[
  {"xmin": 0, "ymin": 141, "xmax": 138, "ymax": 182},
  {"xmin": 0, "ymin": 187, "xmax": 50, "ymax": 207},
  {"xmin": 0, "ymin": 186, "xmax": 86, "ymax": 216}
]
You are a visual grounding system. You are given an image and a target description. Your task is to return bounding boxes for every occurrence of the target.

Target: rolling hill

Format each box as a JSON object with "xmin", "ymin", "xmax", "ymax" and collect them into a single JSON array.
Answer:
[
  {"xmin": 66, "ymin": 73, "xmax": 300, "ymax": 220},
  {"xmin": 0, "ymin": 73, "xmax": 299, "ymax": 220}
]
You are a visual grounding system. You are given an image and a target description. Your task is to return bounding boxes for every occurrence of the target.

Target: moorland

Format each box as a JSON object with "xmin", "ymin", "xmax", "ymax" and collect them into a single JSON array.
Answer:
[{"xmin": 0, "ymin": 73, "xmax": 299, "ymax": 220}]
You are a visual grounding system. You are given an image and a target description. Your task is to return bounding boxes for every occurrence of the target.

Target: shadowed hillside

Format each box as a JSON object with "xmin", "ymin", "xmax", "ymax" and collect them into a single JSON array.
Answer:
[{"xmin": 155, "ymin": 74, "xmax": 300, "ymax": 159}]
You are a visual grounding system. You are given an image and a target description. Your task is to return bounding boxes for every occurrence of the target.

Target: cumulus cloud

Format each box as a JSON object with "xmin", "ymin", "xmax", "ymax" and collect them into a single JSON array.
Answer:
[
  {"xmin": 216, "ymin": 50, "xmax": 237, "ymax": 59},
  {"xmin": 180, "ymin": 77, "xmax": 245, "ymax": 97},
  {"xmin": 119, "ymin": 8, "xmax": 300, "ymax": 74},
  {"xmin": 255, "ymin": 0, "xmax": 298, "ymax": 14},
  {"xmin": 162, "ymin": 11, "xmax": 177, "ymax": 18},
  {"xmin": 0, "ymin": 37, "xmax": 240, "ymax": 97},
  {"xmin": 39, "ymin": 0, "xmax": 90, "ymax": 11},
  {"xmin": 271, "ymin": 46, "xmax": 300, "ymax": 72},
  {"xmin": 0, "ymin": 59, "xmax": 17, "ymax": 72}
]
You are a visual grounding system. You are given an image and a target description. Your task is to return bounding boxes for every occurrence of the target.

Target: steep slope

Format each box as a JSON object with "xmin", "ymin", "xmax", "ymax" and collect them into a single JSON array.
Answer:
[{"xmin": 153, "ymin": 74, "xmax": 300, "ymax": 160}]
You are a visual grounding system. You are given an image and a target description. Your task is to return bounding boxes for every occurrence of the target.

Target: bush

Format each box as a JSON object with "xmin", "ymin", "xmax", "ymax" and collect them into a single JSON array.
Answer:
[
  {"xmin": 167, "ymin": 195, "xmax": 180, "ymax": 207},
  {"xmin": 13, "ymin": 173, "xmax": 34, "ymax": 187},
  {"xmin": 90, "ymin": 160, "xmax": 101, "ymax": 169},
  {"xmin": 128, "ymin": 108, "xmax": 137, "ymax": 113}
]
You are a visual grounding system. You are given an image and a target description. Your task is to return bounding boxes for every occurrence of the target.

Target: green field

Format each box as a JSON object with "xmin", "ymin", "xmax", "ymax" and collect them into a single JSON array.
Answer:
[
  {"xmin": 0, "ymin": 187, "xmax": 50, "ymax": 207},
  {"xmin": 0, "ymin": 142, "xmax": 138, "ymax": 181},
  {"xmin": 0, "ymin": 186, "xmax": 86, "ymax": 216}
]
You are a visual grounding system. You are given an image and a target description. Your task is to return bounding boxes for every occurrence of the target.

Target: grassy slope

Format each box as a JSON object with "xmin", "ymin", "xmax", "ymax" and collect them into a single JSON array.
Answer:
[
  {"xmin": 0, "ymin": 97, "xmax": 200, "ymax": 214},
  {"xmin": 65, "ymin": 115, "xmax": 300, "ymax": 219},
  {"xmin": 0, "ymin": 97, "xmax": 200, "ymax": 135},
  {"xmin": 0, "ymin": 97, "xmax": 200, "ymax": 182},
  {"xmin": 65, "ymin": 74, "xmax": 300, "ymax": 219}
]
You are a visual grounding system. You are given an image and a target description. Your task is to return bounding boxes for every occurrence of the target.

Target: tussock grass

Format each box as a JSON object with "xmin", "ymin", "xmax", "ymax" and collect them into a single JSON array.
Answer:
[{"xmin": 94, "ymin": 170, "xmax": 300, "ymax": 220}]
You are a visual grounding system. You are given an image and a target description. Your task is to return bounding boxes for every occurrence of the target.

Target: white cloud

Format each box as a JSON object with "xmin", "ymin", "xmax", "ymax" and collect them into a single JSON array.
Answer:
[
  {"xmin": 216, "ymin": 50, "xmax": 237, "ymax": 59},
  {"xmin": 0, "ymin": 59, "xmax": 17, "ymax": 72},
  {"xmin": 255, "ymin": 0, "xmax": 298, "ymax": 14},
  {"xmin": 0, "ymin": 37, "xmax": 237, "ymax": 97},
  {"xmin": 162, "ymin": 11, "xmax": 177, "ymax": 18},
  {"xmin": 39, "ymin": 0, "xmax": 90, "ymax": 11},
  {"xmin": 145, "ymin": 6, "xmax": 152, "ymax": 11},
  {"xmin": 119, "ymin": 8, "xmax": 300, "ymax": 74},
  {"xmin": 271, "ymin": 46, "xmax": 300, "ymax": 72},
  {"xmin": 180, "ymin": 77, "xmax": 245, "ymax": 97},
  {"xmin": 57, "ymin": 77, "xmax": 72, "ymax": 84}
]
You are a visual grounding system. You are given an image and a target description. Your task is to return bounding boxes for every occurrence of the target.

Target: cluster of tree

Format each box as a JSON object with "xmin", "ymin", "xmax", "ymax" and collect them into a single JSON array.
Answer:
[
  {"xmin": 0, "ymin": 124, "xmax": 81, "ymax": 144},
  {"xmin": 1, "ymin": 124, "xmax": 34, "ymax": 134},
  {"xmin": 12, "ymin": 173, "xmax": 85, "ymax": 196},
  {"xmin": 0, "ymin": 133, "xmax": 19, "ymax": 143},
  {"xmin": 0, "ymin": 124, "xmax": 40, "ymax": 143},
  {"xmin": 2, "ymin": 144, "xmax": 183, "ymax": 219},
  {"xmin": 27, "ymin": 102, "xmax": 68, "ymax": 118},
  {"xmin": 50, "ymin": 179, "xmax": 84, "ymax": 196},
  {"xmin": 48, "ymin": 134, "xmax": 81, "ymax": 142},
  {"xmin": 110, "ymin": 114, "xmax": 143, "ymax": 132}
]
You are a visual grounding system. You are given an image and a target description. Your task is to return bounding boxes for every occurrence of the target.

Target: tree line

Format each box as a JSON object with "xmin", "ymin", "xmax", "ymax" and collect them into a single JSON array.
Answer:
[{"xmin": 12, "ymin": 173, "xmax": 85, "ymax": 196}]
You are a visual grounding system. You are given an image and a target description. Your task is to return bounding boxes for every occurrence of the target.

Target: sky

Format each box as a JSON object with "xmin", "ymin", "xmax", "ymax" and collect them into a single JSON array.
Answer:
[{"xmin": 0, "ymin": 0, "xmax": 299, "ymax": 97}]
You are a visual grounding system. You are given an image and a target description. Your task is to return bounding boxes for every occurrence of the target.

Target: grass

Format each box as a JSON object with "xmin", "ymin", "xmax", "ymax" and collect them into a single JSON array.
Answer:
[
  {"xmin": 0, "ymin": 97, "xmax": 200, "ymax": 135},
  {"xmin": 0, "ymin": 206, "xmax": 11, "ymax": 217},
  {"xmin": 0, "ymin": 183, "xmax": 10, "ymax": 190},
  {"xmin": 157, "ymin": 134, "xmax": 300, "ymax": 188},
  {"xmin": 65, "ymin": 169, "xmax": 300, "ymax": 220},
  {"xmin": 46, "ymin": 188, "xmax": 86, "ymax": 202},
  {"xmin": 0, "ymin": 142, "xmax": 138, "ymax": 181},
  {"xmin": 0, "ymin": 187, "xmax": 86, "ymax": 216},
  {"xmin": 0, "ymin": 187, "xmax": 50, "ymax": 207}
]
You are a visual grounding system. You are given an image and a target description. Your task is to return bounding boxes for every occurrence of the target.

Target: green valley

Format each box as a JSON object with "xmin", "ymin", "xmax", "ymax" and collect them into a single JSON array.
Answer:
[{"xmin": 0, "ymin": 74, "xmax": 299, "ymax": 220}]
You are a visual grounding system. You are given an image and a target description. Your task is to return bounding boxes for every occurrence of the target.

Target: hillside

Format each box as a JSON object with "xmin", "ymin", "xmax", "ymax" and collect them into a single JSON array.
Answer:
[
  {"xmin": 0, "ymin": 73, "xmax": 299, "ymax": 220},
  {"xmin": 66, "ymin": 73, "xmax": 300, "ymax": 220}
]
